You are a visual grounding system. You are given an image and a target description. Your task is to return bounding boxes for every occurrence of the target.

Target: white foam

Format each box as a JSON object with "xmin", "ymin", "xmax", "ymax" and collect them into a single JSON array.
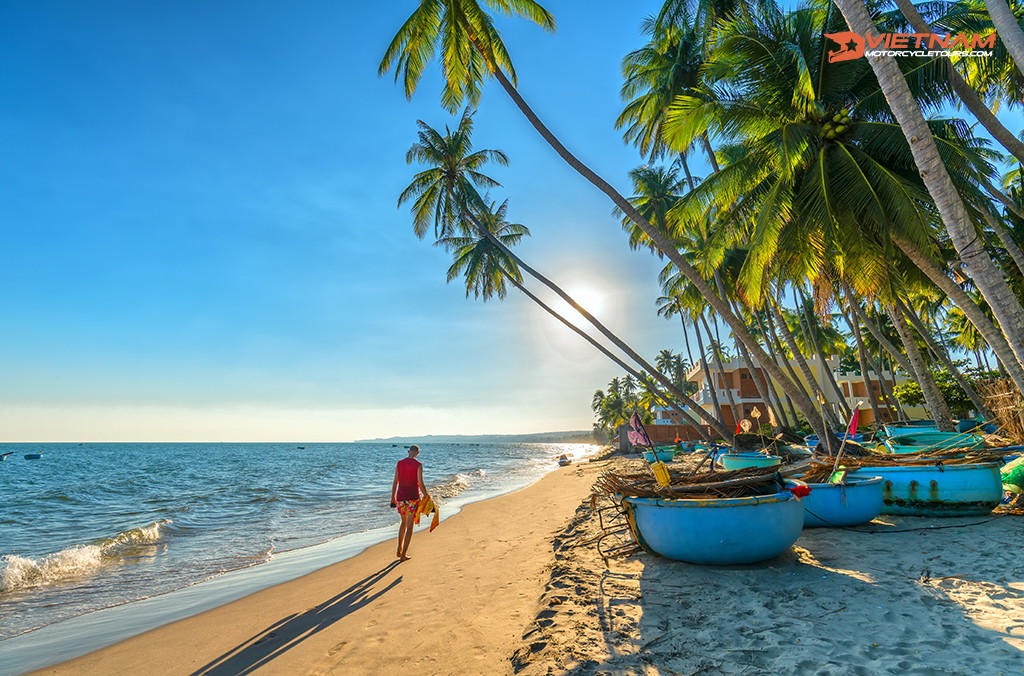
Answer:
[{"xmin": 1, "ymin": 520, "xmax": 169, "ymax": 593}]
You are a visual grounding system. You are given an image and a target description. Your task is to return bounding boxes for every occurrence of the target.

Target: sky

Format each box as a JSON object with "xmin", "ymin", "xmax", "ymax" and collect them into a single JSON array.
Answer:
[
  {"xmin": 0, "ymin": 0, "xmax": 698, "ymax": 441},
  {"xmin": 1, "ymin": 2, "xmax": 1018, "ymax": 442}
]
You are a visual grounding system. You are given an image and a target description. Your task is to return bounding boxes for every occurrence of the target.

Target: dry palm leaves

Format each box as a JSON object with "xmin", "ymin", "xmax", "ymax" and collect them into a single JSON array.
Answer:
[
  {"xmin": 801, "ymin": 448, "xmax": 1009, "ymax": 484},
  {"xmin": 978, "ymin": 379, "xmax": 1024, "ymax": 443},
  {"xmin": 593, "ymin": 462, "xmax": 806, "ymax": 500}
]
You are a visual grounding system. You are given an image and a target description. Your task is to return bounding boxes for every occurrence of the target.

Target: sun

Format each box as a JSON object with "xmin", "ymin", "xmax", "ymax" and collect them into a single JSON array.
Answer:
[{"xmin": 565, "ymin": 284, "xmax": 606, "ymax": 317}]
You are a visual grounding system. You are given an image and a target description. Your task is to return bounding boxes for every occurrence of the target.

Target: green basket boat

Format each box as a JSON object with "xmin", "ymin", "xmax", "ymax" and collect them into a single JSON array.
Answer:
[{"xmin": 883, "ymin": 431, "xmax": 985, "ymax": 454}]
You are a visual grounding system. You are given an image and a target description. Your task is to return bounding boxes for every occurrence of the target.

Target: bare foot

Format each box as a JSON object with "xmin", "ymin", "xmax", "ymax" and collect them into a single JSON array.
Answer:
[{"xmin": 399, "ymin": 555, "xmax": 411, "ymax": 562}]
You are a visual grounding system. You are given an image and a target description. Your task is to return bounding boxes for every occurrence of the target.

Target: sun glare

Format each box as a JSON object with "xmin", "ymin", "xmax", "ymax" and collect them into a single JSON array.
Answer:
[{"xmin": 566, "ymin": 284, "xmax": 606, "ymax": 317}]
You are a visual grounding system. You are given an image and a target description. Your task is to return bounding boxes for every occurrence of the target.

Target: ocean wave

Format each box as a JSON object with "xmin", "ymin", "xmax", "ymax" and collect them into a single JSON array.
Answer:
[
  {"xmin": 429, "ymin": 469, "xmax": 485, "ymax": 499},
  {"xmin": 1, "ymin": 520, "xmax": 170, "ymax": 593}
]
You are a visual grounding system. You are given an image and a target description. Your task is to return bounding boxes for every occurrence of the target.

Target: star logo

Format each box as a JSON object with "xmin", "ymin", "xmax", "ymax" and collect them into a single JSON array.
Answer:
[{"xmin": 823, "ymin": 32, "xmax": 866, "ymax": 62}]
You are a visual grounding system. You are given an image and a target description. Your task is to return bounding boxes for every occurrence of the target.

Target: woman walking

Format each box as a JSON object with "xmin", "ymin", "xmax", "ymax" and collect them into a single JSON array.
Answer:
[{"xmin": 390, "ymin": 445, "xmax": 429, "ymax": 561}]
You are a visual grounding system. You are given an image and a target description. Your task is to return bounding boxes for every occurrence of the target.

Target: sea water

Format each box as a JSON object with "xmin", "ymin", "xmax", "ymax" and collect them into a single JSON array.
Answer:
[{"xmin": 0, "ymin": 442, "xmax": 597, "ymax": 651}]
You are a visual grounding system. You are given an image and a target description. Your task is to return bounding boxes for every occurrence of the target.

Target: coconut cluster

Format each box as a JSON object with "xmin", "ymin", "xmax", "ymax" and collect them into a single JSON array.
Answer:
[{"xmin": 821, "ymin": 108, "xmax": 851, "ymax": 139}]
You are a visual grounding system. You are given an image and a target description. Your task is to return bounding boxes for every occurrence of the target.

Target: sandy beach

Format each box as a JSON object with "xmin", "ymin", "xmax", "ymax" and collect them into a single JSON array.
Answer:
[
  {"xmin": 30, "ymin": 457, "xmax": 607, "ymax": 676},
  {"xmin": 29, "ymin": 453, "xmax": 1024, "ymax": 676}
]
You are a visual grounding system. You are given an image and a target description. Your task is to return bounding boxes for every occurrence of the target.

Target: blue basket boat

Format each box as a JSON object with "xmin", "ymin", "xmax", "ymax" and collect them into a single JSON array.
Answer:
[
  {"xmin": 882, "ymin": 420, "xmax": 938, "ymax": 437},
  {"xmin": 798, "ymin": 476, "xmax": 884, "ymax": 527},
  {"xmin": 621, "ymin": 491, "xmax": 805, "ymax": 565},
  {"xmin": 849, "ymin": 462, "xmax": 1003, "ymax": 516},
  {"xmin": 642, "ymin": 450, "xmax": 676, "ymax": 463},
  {"xmin": 719, "ymin": 453, "xmax": 782, "ymax": 471},
  {"xmin": 956, "ymin": 419, "xmax": 998, "ymax": 434},
  {"xmin": 883, "ymin": 431, "xmax": 985, "ymax": 454}
]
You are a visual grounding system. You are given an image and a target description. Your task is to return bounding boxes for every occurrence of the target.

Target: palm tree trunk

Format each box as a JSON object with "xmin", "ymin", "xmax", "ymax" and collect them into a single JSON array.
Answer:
[
  {"xmin": 834, "ymin": 0, "xmax": 1024, "ymax": 393},
  {"xmin": 701, "ymin": 134, "xmax": 720, "ymax": 173},
  {"xmin": 693, "ymin": 317, "xmax": 725, "ymax": 425},
  {"xmin": 891, "ymin": 0, "xmax": 1024, "ymax": 163},
  {"xmin": 729, "ymin": 300, "xmax": 787, "ymax": 427},
  {"xmin": 876, "ymin": 356, "xmax": 909, "ymax": 420},
  {"xmin": 795, "ymin": 287, "xmax": 851, "ymax": 417},
  {"xmin": 486, "ymin": 65, "xmax": 829, "ymax": 443},
  {"xmin": 769, "ymin": 298, "xmax": 841, "ymax": 431},
  {"xmin": 764, "ymin": 308, "xmax": 816, "ymax": 423},
  {"xmin": 751, "ymin": 311, "xmax": 796, "ymax": 425},
  {"xmin": 983, "ymin": 0, "xmax": 1024, "ymax": 78},
  {"xmin": 901, "ymin": 299, "xmax": 989, "ymax": 415},
  {"xmin": 839, "ymin": 299, "xmax": 886, "ymax": 425},
  {"xmin": 469, "ymin": 214, "xmax": 733, "ymax": 440},
  {"xmin": 680, "ymin": 316, "xmax": 696, "ymax": 366},
  {"xmin": 891, "ymin": 235, "xmax": 1024, "ymax": 391},
  {"xmin": 887, "ymin": 301, "xmax": 956, "ymax": 431},
  {"xmin": 505, "ymin": 273, "xmax": 713, "ymax": 441},
  {"xmin": 846, "ymin": 289, "xmax": 917, "ymax": 375},
  {"xmin": 980, "ymin": 208, "xmax": 1024, "ymax": 280},
  {"xmin": 679, "ymin": 152, "xmax": 696, "ymax": 191},
  {"xmin": 700, "ymin": 312, "xmax": 740, "ymax": 420}
]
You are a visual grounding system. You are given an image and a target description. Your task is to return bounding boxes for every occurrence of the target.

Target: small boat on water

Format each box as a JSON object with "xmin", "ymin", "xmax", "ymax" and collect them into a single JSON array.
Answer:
[
  {"xmin": 558, "ymin": 454, "xmax": 571, "ymax": 466},
  {"xmin": 883, "ymin": 431, "xmax": 985, "ymax": 454},
  {"xmin": 849, "ymin": 462, "xmax": 1003, "ymax": 516},
  {"xmin": 0, "ymin": 452, "xmax": 12, "ymax": 462},
  {"xmin": 24, "ymin": 453, "xmax": 42, "ymax": 460},
  {"xmin": 621, "ymin": 490, "xmax": 805, "ymax": 564}
]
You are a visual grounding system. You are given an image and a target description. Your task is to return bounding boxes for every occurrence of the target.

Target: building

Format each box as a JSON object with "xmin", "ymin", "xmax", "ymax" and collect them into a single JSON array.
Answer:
[{"xmin": 649, "ymin": 355, "xmax": 925, "ymax": 438}]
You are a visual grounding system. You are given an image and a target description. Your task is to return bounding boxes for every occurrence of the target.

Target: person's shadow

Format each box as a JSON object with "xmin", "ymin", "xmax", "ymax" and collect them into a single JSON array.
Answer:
[{"xmin": 191, "ymin": 560, "xmax": 403, "ymax": 675}]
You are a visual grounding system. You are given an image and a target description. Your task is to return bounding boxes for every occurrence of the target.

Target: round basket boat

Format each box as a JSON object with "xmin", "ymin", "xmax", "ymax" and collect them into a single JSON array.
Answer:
[
  {"xmin": 884, "ymin": 431, "xmax": 985, "ymax": 454},
  {"xmin": 798, "ymin": 476, "xmax": 884, "ymax": 528},
  {"xmin": 642, "ymin": 450, "xmax": 676, "ymax": 463},
  {"xmin": 849, "ymin": 462, "xmax": 1003, "ymax": 516},
  {"xmin": 720, "ymin": 453, "xmax": 781, "ymax": 471},
  {"xmin": 620, "ymin": 491, "xmax": 804, "ymax": 565}
]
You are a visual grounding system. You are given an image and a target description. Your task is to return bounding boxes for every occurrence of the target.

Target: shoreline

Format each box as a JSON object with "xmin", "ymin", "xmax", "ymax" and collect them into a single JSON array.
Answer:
[{"xmin": 20, "ymin": 456, "xmax": 609, "ymax": 675}]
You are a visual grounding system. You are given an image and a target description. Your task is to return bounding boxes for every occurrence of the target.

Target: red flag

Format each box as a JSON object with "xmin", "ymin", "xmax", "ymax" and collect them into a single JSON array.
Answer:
[
  {"xmin": 735, "ymin": 420, "xmax": 743, "ymax": 434},
  {"xmin": 847, "ymin": 405, "xmax": 860, "ymax": 436}
]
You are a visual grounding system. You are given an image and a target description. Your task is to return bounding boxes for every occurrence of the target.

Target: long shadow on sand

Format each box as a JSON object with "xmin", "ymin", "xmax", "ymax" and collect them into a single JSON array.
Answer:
[{"xmin": 191, "ymin": 560, "xmax": 402, "ymax": 675}]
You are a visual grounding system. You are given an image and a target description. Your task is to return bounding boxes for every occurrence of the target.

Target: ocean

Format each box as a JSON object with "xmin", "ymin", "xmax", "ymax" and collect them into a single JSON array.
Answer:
[{"xmin": 0, "ymin": 441, "xmax": 597, "ymax": 669}]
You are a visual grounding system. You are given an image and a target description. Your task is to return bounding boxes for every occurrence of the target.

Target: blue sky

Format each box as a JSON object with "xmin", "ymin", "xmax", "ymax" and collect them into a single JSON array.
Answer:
[
  {"xmin": 0, "ymin": 0, "xmax": 694, "ymax": 441},
  {"xmin": 1, "ymin": 2, "xmax": 1017, "ymax": 441}
]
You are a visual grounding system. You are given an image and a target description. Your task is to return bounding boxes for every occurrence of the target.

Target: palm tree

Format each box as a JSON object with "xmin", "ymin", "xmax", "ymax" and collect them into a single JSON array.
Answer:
[
  {"xmin": 439, "ymin": 200, "xmax": 714, "ymax": 440},
  {"xmin": 399, "ymin": 109, "xmax": 507, "ymax": 239},
  {"xmin": 380, "ymin": 0, "xmax": 831, "ymax": 442},
  {"xmin": 832, "ymin": 0, "xmax": 1024, "ymax": 388},
  {"xmin": 400, "ymin": 112, "xmax": 731, "ymax": 439},
  {"xmin": 617, "ymin": 14, "xmax": 705, "ymax": 169}
]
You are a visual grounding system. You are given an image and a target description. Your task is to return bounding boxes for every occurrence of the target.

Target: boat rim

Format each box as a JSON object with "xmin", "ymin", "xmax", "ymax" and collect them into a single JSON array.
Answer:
[{"xmin": 619, "ymin": 491, "xmax": 798, "ymax": 508}]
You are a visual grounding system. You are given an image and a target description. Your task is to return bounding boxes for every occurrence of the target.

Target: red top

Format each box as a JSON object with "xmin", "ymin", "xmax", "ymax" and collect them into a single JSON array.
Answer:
[{"xmin": 395, "ymin": 457, "xmax": 421, "ymax": 501}]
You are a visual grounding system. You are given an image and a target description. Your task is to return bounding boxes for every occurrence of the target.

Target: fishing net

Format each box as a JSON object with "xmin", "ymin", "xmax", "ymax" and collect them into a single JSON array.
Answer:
[
  {"xmin": 800, "ymin": 448, "xmax": 1008, "ymax": 484},
  {"xmin": 593, "ymin": 462, "xmax": 806, "ymax": 500}
]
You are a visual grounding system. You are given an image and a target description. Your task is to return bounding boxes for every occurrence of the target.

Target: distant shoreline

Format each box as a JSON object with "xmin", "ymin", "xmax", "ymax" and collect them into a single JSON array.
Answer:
[{"xmin": 356, "ymin": 430, "xmax": 597, "ymax": 444}]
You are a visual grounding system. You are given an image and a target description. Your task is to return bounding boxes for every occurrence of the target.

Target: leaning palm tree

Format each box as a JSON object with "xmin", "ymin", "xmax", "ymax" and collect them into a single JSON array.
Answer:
[
  {"xmin": 400, "ymin": 112, "xmax": 731, "ymax": 438},
  {"xmin": 379, "ymin": 0, "xmax": 830, "ymax": 440},
  {"xmin": 439, "ymin": 199, "xmax": 715, "ymax": 440}
]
